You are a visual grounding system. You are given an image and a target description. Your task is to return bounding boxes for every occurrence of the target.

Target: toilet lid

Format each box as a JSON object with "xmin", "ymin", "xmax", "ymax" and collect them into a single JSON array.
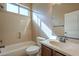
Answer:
[{"xmin": 26, "ymin": 45, "xmax": 40, "ymax": 54}]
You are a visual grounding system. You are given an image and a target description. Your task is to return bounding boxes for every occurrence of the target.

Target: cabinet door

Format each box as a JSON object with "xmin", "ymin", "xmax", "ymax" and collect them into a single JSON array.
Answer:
[
  {"xmin": 41, "ymin": 45, "xmax": 52, "ymax": 56},
  {"xmin": 52, "ymin": 50, "xmax": 65, "ymax": 56}
]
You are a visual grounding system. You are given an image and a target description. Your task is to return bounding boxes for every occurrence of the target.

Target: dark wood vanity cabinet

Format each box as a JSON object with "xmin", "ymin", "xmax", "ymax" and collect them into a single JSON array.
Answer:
[
  {"xmin": 41, "ymin": 44, "xmax": 65, "ymax": 56},
  {"xmin": 52, "ymin": 50, "xmax": 65, "ymax": 56},
  {"xmin": 41, "ymin": 44, "xmax": 52, "ymax": 56}
]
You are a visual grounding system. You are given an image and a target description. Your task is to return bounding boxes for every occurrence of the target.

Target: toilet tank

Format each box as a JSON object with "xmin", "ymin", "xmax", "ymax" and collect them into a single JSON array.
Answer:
[{"xmin": 36, "ymin": 37, "xmax": 46, "ymax": 46}]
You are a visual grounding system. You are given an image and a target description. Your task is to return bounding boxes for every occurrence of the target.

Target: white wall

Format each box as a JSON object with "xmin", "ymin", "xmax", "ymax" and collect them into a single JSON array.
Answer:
[
  {"xmin": 0, "ymin": 11, "xmax": 32, "ymax": 45},
  {"xmin": 32, "ymin": 3, "xmax": 56, "ymax": 41}
]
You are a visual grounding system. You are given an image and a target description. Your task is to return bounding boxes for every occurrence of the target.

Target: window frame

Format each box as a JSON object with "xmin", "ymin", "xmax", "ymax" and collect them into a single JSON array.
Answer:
[{"xmin": 6, "ymin": 3, "xmax": 29, "ymax": 16}]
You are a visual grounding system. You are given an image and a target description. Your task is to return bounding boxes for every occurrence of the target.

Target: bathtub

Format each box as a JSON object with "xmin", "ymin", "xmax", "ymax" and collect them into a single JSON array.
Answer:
[{"xmin": 0, "ymin": 41, "xmax": 36, "ymax": 56}]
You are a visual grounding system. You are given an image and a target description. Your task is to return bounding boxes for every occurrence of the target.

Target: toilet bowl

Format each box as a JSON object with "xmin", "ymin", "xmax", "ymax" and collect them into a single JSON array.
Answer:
[
  {"xmin": 26, "ymin": 45, "xmax": 40, "ymax": 56},
  {"xmin": 25, "ymin": 37, "xmax": 46, "ymax": 56}
]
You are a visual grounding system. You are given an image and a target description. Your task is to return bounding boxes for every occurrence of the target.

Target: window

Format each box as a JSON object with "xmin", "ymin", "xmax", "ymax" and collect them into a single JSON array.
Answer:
[
  {"xmin": 20, "ymin": 7, "xmax": 29, "ymax": 16},
  {"xmin": 33, "ymin": 12, "xmax": 40, "ymax": 26},
  {"xmin": 6, "ymin": 3, "xmax": 29, "ymax": 16},
  {"xmin": 7, "ymin": 3, "xmax": 18, "ymax": 13}
]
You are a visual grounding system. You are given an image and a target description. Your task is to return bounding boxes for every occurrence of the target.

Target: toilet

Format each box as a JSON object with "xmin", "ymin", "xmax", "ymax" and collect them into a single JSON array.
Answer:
[{"xmin": 25, "ymin": 37, "xmax": 46, "ymax": 56}]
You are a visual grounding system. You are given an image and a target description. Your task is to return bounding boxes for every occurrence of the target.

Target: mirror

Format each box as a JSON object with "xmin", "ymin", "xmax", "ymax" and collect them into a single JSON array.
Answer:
[
  {"xmin": 64, "ymin": 10, "xmax": 79, "ymax": 39},
  {"xmin": 52, "ymin": 4, "xmax": 79, "ymax": 39}
]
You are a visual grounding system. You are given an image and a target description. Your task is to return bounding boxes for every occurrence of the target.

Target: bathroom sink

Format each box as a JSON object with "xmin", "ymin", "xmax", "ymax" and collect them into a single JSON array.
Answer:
[
  {"xmin": 49, "ymin": 40, "xmax": 78, "ymax": 50},
  {"xmin": 50, "ymin": 41, "xmax": 62, "ymax": 46},
  {"xmin": 49, "ymin": 41, "xmax": 67, "ymax": 49}
]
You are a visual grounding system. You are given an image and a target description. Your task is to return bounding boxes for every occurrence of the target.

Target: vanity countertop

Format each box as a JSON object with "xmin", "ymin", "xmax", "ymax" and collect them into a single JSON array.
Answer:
[{"xmin": 40, "ymin": 39, "xmax": 79, "ymax": 56}]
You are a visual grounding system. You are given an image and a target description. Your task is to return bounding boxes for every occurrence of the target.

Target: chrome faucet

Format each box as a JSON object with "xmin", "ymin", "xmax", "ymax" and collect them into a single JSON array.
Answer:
[
  {"xmin": 0, "ymin": 45, "xmax": 5, "ymax": 48},
  {"xmin": 0, "ymin": 45, "xmax": 5, "ymax": 53},
  {"xmin": 58, "ymin": 32, "xmax": 67, "ymax": 43},
  {"xmin": 0, "ymin": 40, "xmax": 5, "ymax": 48},
  {"xmin": 0, "ymin": 40, "xmax": 2, "ymax": 44},
  {"xmin": 0, "ymin": 40, "xmax": 5, "ymax": 53},
  {"xmin": 59, "ymin": 36, "xmax": 67, "ymax": 43}
]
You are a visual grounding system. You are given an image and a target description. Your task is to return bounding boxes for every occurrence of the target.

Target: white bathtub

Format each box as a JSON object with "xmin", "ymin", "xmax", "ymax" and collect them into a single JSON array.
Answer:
[{"xmin": 0, "ymin": 41, "xmax": 36, "ymax": 56}]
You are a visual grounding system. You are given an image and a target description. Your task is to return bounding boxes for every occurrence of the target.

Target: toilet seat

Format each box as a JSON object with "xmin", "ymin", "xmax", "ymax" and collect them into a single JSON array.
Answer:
[{"xmin": 26, "ymin": 45, "xmax": 40, "ymax": 55}]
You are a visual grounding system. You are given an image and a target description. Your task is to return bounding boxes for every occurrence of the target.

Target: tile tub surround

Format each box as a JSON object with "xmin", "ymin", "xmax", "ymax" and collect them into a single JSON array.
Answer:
[
  {"xmin": 0, "ymin": 41, "xmax": 36, "ymax": 56},
  {"xmin": 40, "ymin": 39, "xmax": 79, "ymax": 56}
]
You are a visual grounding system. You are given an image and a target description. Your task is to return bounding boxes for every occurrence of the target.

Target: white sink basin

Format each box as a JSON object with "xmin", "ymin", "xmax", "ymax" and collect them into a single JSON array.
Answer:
[
  {"xmin": 50, "ymin": 41, "xmax": 61, "ymax": 46},
  {"xmin": 50, "ymin": 41, "xmax": 67, "ymax": 49},
  {"xmin": 49, "ymin": 40, "xmax": 79, "ymax": 50}
]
